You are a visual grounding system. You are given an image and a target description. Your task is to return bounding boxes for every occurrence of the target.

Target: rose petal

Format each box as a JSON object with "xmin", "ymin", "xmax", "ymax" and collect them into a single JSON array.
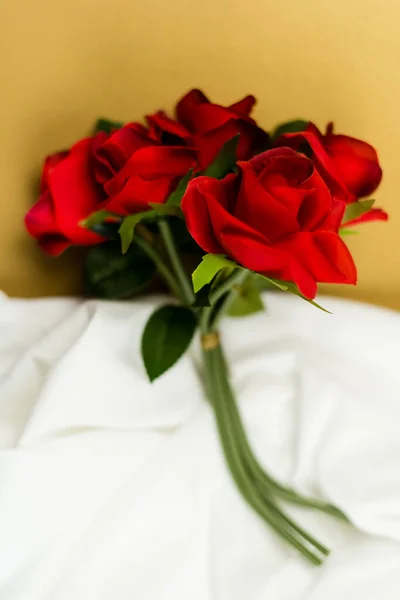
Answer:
[
  {"xmin": 104, "ymin": 175, "xmax": 174, "ymax": 216},
  {"xmin": 327, "ymin": 151, "xmax": 382, "ymax": 198},
  {"xmin": 279, "ymin": 231, "xmax": 357, "ymax": 287},
  {"xmin": 91, "ymin": 131, "xmax": 112, "ymax": 184},
  {"xmin": 235, "ymin": 120, "xmax": 270, "ymax": 159},
  {"xmin": 289, "ymin": 260, "xmax": 318, "ymax": 299},
  {"xmin": 37, "ymin": 236, "xmax": 71, "ymax": 256},
  {"xmin": 48, "ymin": 138, "xmax": 105, "ymax": 244},
  {"xmin": 318, "ymin": 199, "xmax": 346, "ymax": 232},
  {"xmin": 25, "ymin": 192, "xmax": 70, "ymax": 256},
  {"xmin": 121, "ymin": 146, "xmax": 197, "ymax": 178},
  {"xmin": 275, "ymin": 126, "xmax": 350, "ymax": 203},
  {"xmin": 324, "ymin": 124, "xmax": 383, "ymax": 198},
  {"xmin": 220, "ymin": 224, "xmax": 290, "ymax": 273},
  {"xmin": 94, "ymin": 123, "xmax": 153, "ymax": 183},
  {"xmin": 146, "ymin": 111, "xmax": 190, "ymax": 141},
  {"xmin": 344, "ymin": 207, "xmax": 389, "ymax": 227},
  {"xmin": 190, "ymin": 177, "xmax": 290, "ymax": 273},
  {"xmin": 193, "ymin": 120, "xmax": 268, "ymax": 169},
  {"xmin": 296, "ymin": 167, "xmax": 333, "ymax": 230},
  {"xmin": 183, "ymin": 103, "xmax": 237, "ymax": 134},
  {"xmin": 229, "ymin": 95, "xmax": 256, "ymax": 117},
  {"xmin": 176, "ymin": 89, "xmax": 210, "ymax": 127},
  {"xmin": 234, "ymin": 162, "xmax": 300, "ymax": 242},
  {"xmin": 181, "ymin": 177, "xmax": 225, "ymax": 254},
  {"xmin": 249, "ymin": 147, "xmax": 300, "ymax": 171},
  {"xmin": 105, "ymin": 146, "xmax": 197, "ymax": 197},
  {"xmin": 40, "ymin": 151, "xmax": 69, "ymax": 192}
]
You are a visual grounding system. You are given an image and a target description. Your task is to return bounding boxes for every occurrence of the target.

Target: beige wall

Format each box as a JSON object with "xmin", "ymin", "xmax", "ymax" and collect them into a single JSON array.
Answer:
[{"xmin": 1, "ymin": 0, "xmax": 399, "ymax": 308}]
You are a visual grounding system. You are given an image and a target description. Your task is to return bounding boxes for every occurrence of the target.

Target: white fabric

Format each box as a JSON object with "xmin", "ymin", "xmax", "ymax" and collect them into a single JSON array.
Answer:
[{"xmin": 0, "ymin": 291, "xmax": 400, "ymax": 599}]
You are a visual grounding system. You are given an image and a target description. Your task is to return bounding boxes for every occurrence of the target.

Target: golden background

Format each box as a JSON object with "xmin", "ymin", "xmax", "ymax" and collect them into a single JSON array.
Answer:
[{"xmin": 1, "ymin": 0, "xmax": 399, "ymax": 308}]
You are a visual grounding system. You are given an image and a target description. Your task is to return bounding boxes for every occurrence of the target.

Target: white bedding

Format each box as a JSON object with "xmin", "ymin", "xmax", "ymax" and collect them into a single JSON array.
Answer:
[{"xmin": 1, "ymin": 291, "xmax": 400, "ymax": 599}]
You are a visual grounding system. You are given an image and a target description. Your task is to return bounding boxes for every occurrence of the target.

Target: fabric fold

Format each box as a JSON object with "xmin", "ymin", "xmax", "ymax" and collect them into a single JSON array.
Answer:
[{"xmin": 0, "ymin": 293, "xmax": 399, "ymax": 599}]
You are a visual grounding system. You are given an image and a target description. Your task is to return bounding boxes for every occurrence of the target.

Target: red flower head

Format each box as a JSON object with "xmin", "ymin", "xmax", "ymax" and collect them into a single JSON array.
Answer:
[
  {"xmin": 182, "ymin": 147, "xmax": 357, "ymax": 299},
  {"xmin": 146, "ymin": 89, "xmax": 269, "ymax": 169},
  {"xmin": 25, "ymin": 139, "xmax": 105, "ymax": 255},
  {"xmin": 274, "ymin": 123, "xmax": 387, "ymax": 226},
  {"xmin": 94, "ymin": 123, "xmax": 198, "ymax": 216},
  {"xmin": 25, "ymin": 124, "xmax": 198, "ymax": 254}
]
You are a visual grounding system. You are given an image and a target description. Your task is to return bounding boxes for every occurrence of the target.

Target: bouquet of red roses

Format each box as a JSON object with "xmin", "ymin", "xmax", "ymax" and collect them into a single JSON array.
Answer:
[{"xmin": 25, "ymin": 89, "xmax": 387, "ymax": 565}]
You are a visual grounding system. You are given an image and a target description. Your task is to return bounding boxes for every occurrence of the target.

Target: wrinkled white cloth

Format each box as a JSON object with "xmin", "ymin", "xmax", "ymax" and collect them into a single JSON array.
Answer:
[{"xmin": 1, "ymin": 291, "xmax": 400, "ymax": 599}]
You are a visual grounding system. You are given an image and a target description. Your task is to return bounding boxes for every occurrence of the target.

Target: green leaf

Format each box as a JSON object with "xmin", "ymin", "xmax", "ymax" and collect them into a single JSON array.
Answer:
[
  {"xmin": 271, "ymin": 119, "xmax": 309, "ymax": 141},
  {"xmin": 81, "ymin": 210, "xmax": 120, "ymax": 229},
  {"xmin": 119, "ymin": 211, "xmax": 157, "ymax": 254},
  {"xmin": 141, "ymin": 305, "xmax": 197, "ymax": 382},
  {"xmin": 93, "ymin": 118, "xmax": 123, "ymax": 135},
  {"xmin": 192, "ymin": 254, "xmax": 238, "ymax": 293},
  {"xmin": 343, "ymin": 199, "xmax": 375, "ymax": 224},
  {"xmin": 283, "ymin": 281, "xmax": 332, "ymax": 313},
  {"xmin": 259, "ymin": 275, "xmax": 331, "ymax": 313},
  {"xmin": 340, "ymin": 229, "xmax": 360, "ymax": 237},
  {"xmin": 228, "ymin": 281, "xmax": 264, "ymax": 317},
  {"xmin": 259, "ymin": 276, "xmax": 289, "ymax": 291},
  {"xmin": 148, "ymin": 203, "xmax": 183, "ymax": 218},
  {"xmin": 193, "ymin": 256, "xmax": 330, "ymax": 312},
  {"xmin": 252, "ymin": 274, "xmax": 283, "ymax": 291},
  {"xmin": 204, "ymin": 135, "xmax": 240, "ymax": 179},
  {"xmin": 210, "ymin": 264, "xmax": 236, "ymax": 289},
  {"xmin": 166, "ymin": 170, "xmax": 193, "ymax": 206},
  {"xmin": 84, "ymin": 241, "xmax": 156, "ymax": 300}
]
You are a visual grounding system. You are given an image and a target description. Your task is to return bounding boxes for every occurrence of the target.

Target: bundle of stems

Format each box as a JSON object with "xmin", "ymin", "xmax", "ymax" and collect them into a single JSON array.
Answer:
[{"xmin": 137, "ymin": 219, "xmax": 348, "ymax": 565}]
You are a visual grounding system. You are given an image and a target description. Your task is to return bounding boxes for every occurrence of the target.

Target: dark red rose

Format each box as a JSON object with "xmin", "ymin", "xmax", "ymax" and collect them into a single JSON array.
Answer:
[
  {"xmin": 274, "ymin": 123, "xmax": 387, "ymax": 226},
  {"xmin": 25, "ymin": 139, "xmax": 105, "ymax": 255},
  {"xmin": 95, "ymin": 123, "xmax": 198, "ymax": 215},
  {"xmin": 26, "ymin": 124, "xmax": 198, "ymax": 254},
  {"xmin": 181, "ymin": 147, "xmax": 357, "ymax": 299},
  {"xmin": 146, "ymin": 89, "xmax": 269, "ymax": 169},
  {"xmin": 322, "ymin": 123, "xmax": 382, "ymax": 198}
]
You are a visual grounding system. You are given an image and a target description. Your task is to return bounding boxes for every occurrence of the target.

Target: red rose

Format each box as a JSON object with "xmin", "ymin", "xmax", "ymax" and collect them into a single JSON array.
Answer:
[
  {"xmin": 26, "ymin": 124, "xmax": 198, "ymax": 254},
  {"xmin": 25, "ymin": 139, "xmax": 105, "ymax": 255},
  {"xmin": 146, "ymin": 89, "xmax": 269, "ymax": 169},
  {"xmin": 95, "ymin": 123, "xmax": 198, "ymax": 215},
  {"xmin": 321, "ymin": 123, "xmax": 382, "ymax": 198},
  {"xmin": 274, "ymin": 123, "xmax": 387, "ymax": 226},
  {"xmin": 181, "ymin": 148, "xmax": 357, "ymax": 299}
]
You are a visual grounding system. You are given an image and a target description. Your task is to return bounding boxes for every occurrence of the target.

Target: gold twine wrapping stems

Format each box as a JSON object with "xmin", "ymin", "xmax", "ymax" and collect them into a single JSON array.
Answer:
[{"xmin": 201, "ymin": 331, "xmax": 220, "ymax": 351}]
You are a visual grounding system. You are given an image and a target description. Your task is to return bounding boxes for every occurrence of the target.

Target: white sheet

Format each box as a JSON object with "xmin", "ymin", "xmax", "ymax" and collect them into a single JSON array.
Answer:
[{"xmin": 1, "ymin": 291, "xmax": 400, "ymax": 599}]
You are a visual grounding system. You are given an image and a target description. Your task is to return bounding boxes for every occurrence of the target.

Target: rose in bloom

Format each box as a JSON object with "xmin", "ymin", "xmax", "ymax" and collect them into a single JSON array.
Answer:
[
  {"xmin": 274, "ymin": 123, "xmax": 387, "ymax": 226},
  {"xmin": 25, "ymin": 124, "xmax": 198, "ymax": 254},
  {"xmin": 181, "ymin": 147, "xmax": 357, "ymax": 299},
  {"xmin": 94, "ymin": 123, "xmax": 197, "ymax": 215},
  {"xmin": 25, "ymin": 139, "xmax": 105, "ymax": 255},
  {"xmin": 146, "ymin": 89, "xmax": 269, "ymax": 169}
]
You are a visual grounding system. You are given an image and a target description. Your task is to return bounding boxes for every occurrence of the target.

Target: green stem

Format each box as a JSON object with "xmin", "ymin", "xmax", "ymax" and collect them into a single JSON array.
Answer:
[
  {"xmin": 211, "ymin": 270, "xmax": 249, "ymax": 330},
  {"xmin": 199, "ymin": 264, "xmax": 345, "ymax": 563},
  {"xmin": 217, "ymin": 344, "xmax": 348, "ymax": 521},
  {"xmin": 158, "ymin": 219, "xmax": 195, "ymax": 306},
  {"xmin": 213, "ymin": 345, "xmax": 329, "ymax": 558},
  {"xmin": 201, "ymin": 274, "xmax": 347, "ymax": 522},
  {"xmin": 203, "ymin": 345, "xmax": 324, "ymax": 565},
  {"xmin": 209, "ymin": 269, "xmax": 247, "ymax": 305},
  {"xmin": 133, "ymin": 233, "xmax": 182, "ymax": 300},
  {"xmin": 200, "ymin": 269, "xmax": 247, "ymax": 332}
]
